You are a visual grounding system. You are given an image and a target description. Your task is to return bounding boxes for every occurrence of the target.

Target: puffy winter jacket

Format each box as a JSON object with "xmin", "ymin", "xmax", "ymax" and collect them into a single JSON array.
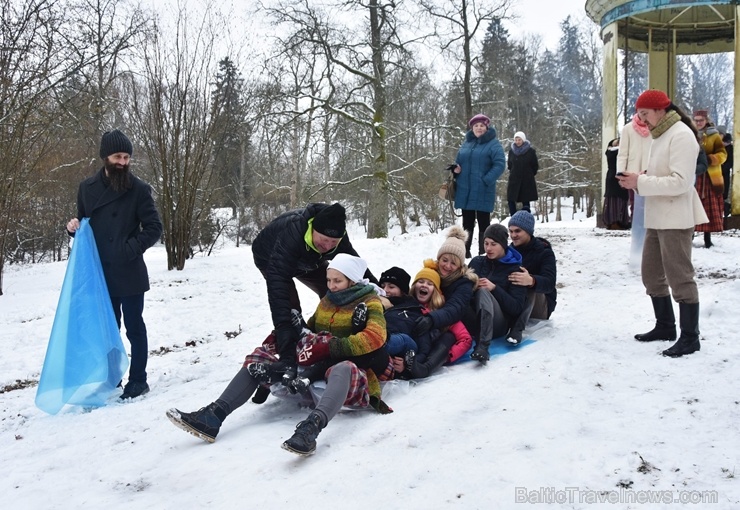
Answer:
[
  {"xmin": 252, "ymin": 203, "xmax": 367, "ymax": 331},
  {"xmin": 469, "ymin": 246, "xmax": 527, "ymax": 321}
]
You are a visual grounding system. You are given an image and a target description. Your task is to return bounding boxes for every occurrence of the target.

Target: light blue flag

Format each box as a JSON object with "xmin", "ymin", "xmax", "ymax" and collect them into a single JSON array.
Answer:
[{"xmin": 35, "ymin": 218, "xmax": 129, "ymax": 414}]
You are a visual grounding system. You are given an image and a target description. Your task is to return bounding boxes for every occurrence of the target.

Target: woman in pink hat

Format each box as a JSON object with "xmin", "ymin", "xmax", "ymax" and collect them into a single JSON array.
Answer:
[{"xmin": 451, "ymin": 113, "xmax": 506, "ymax": 258}]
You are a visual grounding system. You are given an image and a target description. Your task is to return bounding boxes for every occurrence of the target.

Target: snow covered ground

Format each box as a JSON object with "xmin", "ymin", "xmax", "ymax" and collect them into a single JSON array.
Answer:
[{"xmin": 2, "ymin": 210, "xmax": 739, "ymax": 509}]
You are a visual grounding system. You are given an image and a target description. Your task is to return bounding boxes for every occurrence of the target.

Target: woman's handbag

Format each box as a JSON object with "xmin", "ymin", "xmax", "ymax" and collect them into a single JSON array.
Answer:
[
  {"xmin": 438, "ymin": 164, "xmax": 457, "ymax": 201},
  {"xmin": 438, "ymin": 177, "xmax": 455, "ymax": 201}
]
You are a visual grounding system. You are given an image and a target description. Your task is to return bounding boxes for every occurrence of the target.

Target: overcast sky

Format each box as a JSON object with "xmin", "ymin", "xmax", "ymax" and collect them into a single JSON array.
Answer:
[{"xmin": 506, "ymin": 0, "xmax": 592, "ymax": 50}]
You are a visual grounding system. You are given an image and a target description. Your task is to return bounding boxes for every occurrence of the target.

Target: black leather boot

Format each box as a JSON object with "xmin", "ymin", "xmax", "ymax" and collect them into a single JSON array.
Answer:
[
  {"xmin": 464, "ymin": 228, "xmax": 474, "ymax": 258},
  {"xmin": 409, "ymin": 341, "xmax": 450, "ymax": 379},
  {"xmin": 635, "ymin": 296, "xmax": 676, "ymax": 342},
  {"xmin": 662, "ymin": 302, "xmax": 701, "ymax": 357}
]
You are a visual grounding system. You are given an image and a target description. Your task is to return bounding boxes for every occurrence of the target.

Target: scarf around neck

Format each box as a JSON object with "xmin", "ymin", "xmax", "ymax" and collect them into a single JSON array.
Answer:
[
  {"xmin": 649, "ymin": 110, "xmax": 680, "ymax": 139},
  {"xmin": 632, "ymin": 115, "xmax": 650, "ymax": 138},
  {"xmin": 511, "ymin": 141, "xmax": 531, "ymax": 156},
  {"xmin": 326, "ymin": 282, "xmax": 376, "ymax": 307}
]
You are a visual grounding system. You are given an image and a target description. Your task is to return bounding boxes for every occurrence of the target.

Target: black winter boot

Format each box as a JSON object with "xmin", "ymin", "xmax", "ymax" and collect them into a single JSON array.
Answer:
[
  {"xmin": 464, "ymin": 228, "xmax": 474, "ymax": 259},
  {"xmin": 635, "ymin": 296, "xmax": 676, "ymax": 342},
  {"xmin": 166, "ymin": 401, "xmax": 227, "ymax": 443},
  {"xmin": 662, "ymin": 302, "xmax": 701, "ymax": 357},
  {"xmin": 506, "ymin": 329, "xmax": 523, "ymax": 345},
  {"xmin": 470, "ymin": 338, "xmax": 492, "ymax": 363},
  {"xmin": 251, "ymin": 385, "xmax": 271, "ymax": 404},
  {"xmin": 410, "ymin": 341, "xmax": 450, "ymax": 379},
  {"xmin": 704, "ymin": 232, "xmax": 713, "ymax": 248},
  {"xmin": 282, "ymin": 411, "xmax": 326, "ymax": 456}
]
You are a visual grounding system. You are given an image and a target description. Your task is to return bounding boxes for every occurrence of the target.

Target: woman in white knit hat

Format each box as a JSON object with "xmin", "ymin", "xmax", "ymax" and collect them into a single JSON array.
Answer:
[{"xmin": 506, "ymin": 131, "xmax": 539, "ymax": 216}]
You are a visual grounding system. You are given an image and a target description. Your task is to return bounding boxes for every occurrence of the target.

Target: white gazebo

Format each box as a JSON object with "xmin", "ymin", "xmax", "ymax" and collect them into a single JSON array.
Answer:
[{"xmin": 586, "ymin": 0, "xmax": 740, "ymax": 226}]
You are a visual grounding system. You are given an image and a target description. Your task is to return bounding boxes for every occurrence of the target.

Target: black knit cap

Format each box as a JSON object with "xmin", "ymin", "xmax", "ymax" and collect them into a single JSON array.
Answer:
[
  {"xmin": 379, "ymin": 266, "xmax": 411, "ymax": 294},
  {"xmin": 312, "ymin": 203, "xmax": 346, "ymax": 238},
  {"xmin": 100, "ymin": 129, "xmax": 133, "ymax": 159},
  {"xmin": 484, "ymin": 224, "xmax": 509, "ymax": 248}
]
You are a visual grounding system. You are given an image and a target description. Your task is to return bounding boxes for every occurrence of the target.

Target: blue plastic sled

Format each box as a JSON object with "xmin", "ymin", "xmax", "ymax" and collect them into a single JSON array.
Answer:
[
  {"xmin": 35, "ymin": 218, "xmax": 128, "ymax": 414},
  {"xmin": 452, "ymin": 337, "xmax": 536, "ymax": 364}
]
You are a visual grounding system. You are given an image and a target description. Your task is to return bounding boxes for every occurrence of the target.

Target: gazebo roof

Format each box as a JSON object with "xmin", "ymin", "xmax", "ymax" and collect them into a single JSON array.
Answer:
[{"xmin": 585, "ymin": 0, "xmax": 736, "ymax": 53}]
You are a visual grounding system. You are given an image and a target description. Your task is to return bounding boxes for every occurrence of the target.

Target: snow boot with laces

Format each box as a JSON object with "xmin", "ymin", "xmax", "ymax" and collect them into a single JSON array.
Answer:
[
  {"xmin": 282, "ymin": 411, "xmax": 326, "ymax": 456},
  {"xmin": 166, "ymin": 401, "xmax": 228, "ymax": 443}
]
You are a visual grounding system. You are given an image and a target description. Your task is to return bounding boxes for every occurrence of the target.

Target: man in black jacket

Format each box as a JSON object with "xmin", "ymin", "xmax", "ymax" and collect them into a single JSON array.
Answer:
[
  {"xmin": 506, "ymin": 210, "xmax": 557, "ymax": 343},
  {"xmin": 66, "ymin": 129, "xmax": 162, "ymax": 399},
  {"xmin": 251, "ymin": 203, "xmax": 372, "ymax": 384}
]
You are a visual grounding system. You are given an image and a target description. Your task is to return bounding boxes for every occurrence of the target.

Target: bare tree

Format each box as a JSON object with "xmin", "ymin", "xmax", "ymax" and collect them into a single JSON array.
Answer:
[
  {"xmin": 0, "ymin": 0, "xmax": 93, "ymax": 294},
  {"xmin": 262, "ymin": 0, "xmax": 416, "ymax": 238},
  {"xmin": 67, "ymin": 0, "xmax": 151, "ymax": 136},
  {"xmin": 128, "ymin": 4, "xmax": 222, "ymax": 270},
  {"xmin": 420, "ymin": 0, "xmax": 512, "ymax": 122}
]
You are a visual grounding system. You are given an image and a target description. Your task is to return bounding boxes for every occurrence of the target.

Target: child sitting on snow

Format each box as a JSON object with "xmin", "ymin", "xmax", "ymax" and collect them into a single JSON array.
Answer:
[{"xmin": 392, "ymin": 262, "xmax": 472, "ymax": 379}]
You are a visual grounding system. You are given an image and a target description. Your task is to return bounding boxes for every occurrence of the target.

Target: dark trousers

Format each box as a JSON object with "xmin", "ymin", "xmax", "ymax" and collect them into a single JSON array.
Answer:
[
  {"xmin": 510, "ymin": 290, "xmax": 550, "ymax": 335},
  {"xmin": 110, "ymin": 294, "xmax": 148, "ymax": 383},
  {"xmin": 508, "ymin": 200, "xmax": 531, "ymax": 216},
  {"xmin": 461, "ymin": 210, "xmax": 491, "ymax": 256}
]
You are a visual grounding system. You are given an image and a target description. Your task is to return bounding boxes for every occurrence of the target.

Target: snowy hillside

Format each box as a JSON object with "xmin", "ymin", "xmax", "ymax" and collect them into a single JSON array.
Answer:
[{"xmin": 2, "ymin": 214, "xmax": 739, "ymax": 509}]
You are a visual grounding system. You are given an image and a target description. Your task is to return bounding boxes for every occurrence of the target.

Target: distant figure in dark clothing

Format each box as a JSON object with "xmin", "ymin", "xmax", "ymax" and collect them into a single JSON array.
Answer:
[
  {"xmin": 602, "ymin": 137, "xmax": 630, "ymax": 229},
  {"xmin": 721, "ymin": 132, "xmax": 733, "ymax": 217},
  {"xmin": 507, "ymin": 131, "xmax": 539, "ymax": 216}
]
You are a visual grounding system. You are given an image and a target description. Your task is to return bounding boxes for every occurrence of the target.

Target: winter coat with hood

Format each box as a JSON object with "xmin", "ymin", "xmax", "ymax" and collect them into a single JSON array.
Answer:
[
  {"xmin": 454, "ymin": 126, "xmax": 506, "ymax": 212},
  {"xmin": 469, "ymin": 246, "xmax": 528, "ymax": 321},
  {"xmin": 507, "ymin": 141, "xmax": 539, "ymax": 202},
  {"xmin": 74, "ymin": 167, "xmax": 162, "ymax": 297},
  {"xmin": 252, "ymin": 203, "xmax": 364, "ymax": 331}
]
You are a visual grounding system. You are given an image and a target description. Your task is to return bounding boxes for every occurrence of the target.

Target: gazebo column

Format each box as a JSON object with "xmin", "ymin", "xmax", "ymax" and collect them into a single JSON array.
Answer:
[
  {"xmin": 599, "ymin": 21, "xmax": 619, "ymax": 227},
  {"xmin": 647, "ymin": 29, "xmax": 676, "ymax": 96},
  {"xmin": 732, "ymin": 5, "xmax": 740, "ymax": 219}
]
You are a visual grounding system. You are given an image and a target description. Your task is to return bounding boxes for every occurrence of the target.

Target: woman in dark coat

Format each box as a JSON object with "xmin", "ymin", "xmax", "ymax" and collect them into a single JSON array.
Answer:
[
  {"xmin": 506, "ymin": 131, "xmax": 539, "ymax": 215},
  {"xmin": 602, "ymin": 137, "xmax": 630, "ymax": 229},
  {"xmin": 453, "ymin": 113, "xmax": 506, "ymax": 257}
]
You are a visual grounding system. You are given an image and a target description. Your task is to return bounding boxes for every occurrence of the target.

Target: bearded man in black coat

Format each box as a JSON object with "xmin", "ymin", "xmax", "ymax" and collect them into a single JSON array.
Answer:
[{"xmin": 66, "ymin": 129, "xmax": 162, "ymax": 400}]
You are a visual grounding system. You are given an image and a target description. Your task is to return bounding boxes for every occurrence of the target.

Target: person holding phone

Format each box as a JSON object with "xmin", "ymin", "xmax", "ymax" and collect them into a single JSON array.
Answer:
[{"xmin": 617, "ymin": 89, "xmax": 707, "ymax": 358}]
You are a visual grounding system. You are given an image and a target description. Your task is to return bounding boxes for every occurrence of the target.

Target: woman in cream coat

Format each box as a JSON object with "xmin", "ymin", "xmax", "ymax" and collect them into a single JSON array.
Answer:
[{"xmin": 617, "ymin": 89, "xmax": 708, "ymax": 358}]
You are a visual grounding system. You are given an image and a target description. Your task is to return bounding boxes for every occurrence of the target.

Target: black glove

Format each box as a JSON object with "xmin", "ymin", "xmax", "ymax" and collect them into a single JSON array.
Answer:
[
  {"xmin": 351, "ymin": 302, "xmax": 368, "ymax": 334},
  {"xmin": 446, "ymin": 163, "xmax": 457, "ymax": 172},
  {"xmin": 412, "ymin": 316, "xmax": 434, "ymax": 337}
]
